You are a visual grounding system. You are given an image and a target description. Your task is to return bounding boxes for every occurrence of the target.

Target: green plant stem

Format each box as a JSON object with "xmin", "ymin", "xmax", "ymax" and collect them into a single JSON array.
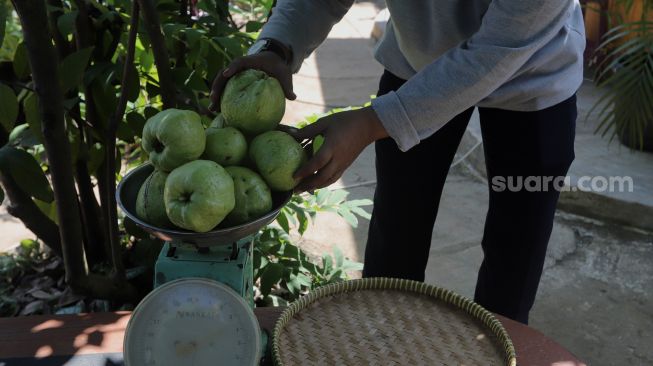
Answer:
[
  {"xmin": 0, "ymin": 172, "xmax": 62, "ymax": 256},
  {"xmin": 11, "ymin": 0, "xmax": 88, "ymax": 283},
  {"xmin": 137, "ymin": 0, "xmax": 176, "ymax": 108},
  {"xmin": 104, "ymin": 1, "xmax": 140, "ymax": 281}
]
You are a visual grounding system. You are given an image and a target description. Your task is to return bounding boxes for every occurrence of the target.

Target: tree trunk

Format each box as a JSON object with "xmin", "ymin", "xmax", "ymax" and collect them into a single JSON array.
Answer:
[
  {"xmin": 103, "ymin": 1, "xmax": 139, "ymax": 281},
  {"xmin": 138, "ymin": 0, "xmax": 176, "ymax": 109},
  {"xmin": 12, "ymin": 0, "xmax": 88, "ymax": 284},
  {"xmin": 0, "ymin": 172, "xmax": 62, "ymax": 256},
  {"xmin": 75, "ymin": 159, "xmax": 106, "ymax": 266}
]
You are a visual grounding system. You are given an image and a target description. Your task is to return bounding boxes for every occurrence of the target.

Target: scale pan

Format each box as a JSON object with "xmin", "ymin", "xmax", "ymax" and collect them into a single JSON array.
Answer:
[{"xmin": 117, "ymin": 163, "xmax": 292, "ymax": 246}]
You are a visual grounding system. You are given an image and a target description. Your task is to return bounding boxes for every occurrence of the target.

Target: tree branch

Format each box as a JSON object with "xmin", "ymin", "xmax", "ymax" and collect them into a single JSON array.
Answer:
[
  {"xmin": 104, "ymin": 1, "xmax": 140, "ymax": 281},
  {"xmin": 12, "ymin": 0, "xmax": 88, "ymax": 282},
  {"xmin": 0, "ymin": 172, "xmax": 62, "ymax": 257},
  {"xmin": 137, "ymin": 0, "xmax": 176, "ymax": 109},
  {"xmin": 46, "ymin": 0, "xmax": 72, "ymax": 58}
]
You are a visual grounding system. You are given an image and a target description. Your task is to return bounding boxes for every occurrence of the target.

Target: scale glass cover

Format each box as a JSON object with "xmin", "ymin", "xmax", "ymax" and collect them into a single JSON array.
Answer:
[{"xmin": 124, "ymin": 278, "xmax": 261, "ymax": 366}]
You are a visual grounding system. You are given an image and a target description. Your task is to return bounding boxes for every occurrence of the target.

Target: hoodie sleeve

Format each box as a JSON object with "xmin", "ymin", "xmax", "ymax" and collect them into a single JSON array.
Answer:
[
  {"xmin": 371, "ymin": 0, "xmax": 577, "ymax": 151},
  {"xmin": 257, "ymin": 0, "xmax": 355, "ymax": 73}
]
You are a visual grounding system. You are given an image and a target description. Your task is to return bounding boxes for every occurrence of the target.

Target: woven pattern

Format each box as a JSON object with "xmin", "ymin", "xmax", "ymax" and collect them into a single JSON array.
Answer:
[{"xmin": 273, "ymin": 278, "xmax": 516, "ymax": 366}]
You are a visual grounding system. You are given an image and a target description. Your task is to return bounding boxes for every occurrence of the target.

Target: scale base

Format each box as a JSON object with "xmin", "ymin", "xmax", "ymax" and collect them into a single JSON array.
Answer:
[{"xmin": 154, "ymin": 237, "xmax": 255, "ymax": 307}]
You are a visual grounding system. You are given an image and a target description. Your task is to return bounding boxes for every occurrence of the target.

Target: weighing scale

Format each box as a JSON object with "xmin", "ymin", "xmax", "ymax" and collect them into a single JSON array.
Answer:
[{"xmin": 117, "ymin": 164, "xmax": 292, "ymax": 366}]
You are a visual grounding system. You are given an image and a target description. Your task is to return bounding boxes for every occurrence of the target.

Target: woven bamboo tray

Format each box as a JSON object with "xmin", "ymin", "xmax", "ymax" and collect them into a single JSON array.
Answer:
[{"xmin": 272, "ymin": 278, "xmax": 517, "ymax": 366}]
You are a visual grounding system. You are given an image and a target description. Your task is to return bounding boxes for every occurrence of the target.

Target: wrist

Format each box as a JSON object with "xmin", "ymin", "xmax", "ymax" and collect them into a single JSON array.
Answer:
[
  {"xmin": 248, "ymin": 38, "xmax": 293, "ymax": 66},
  {"xmin": 359, "ymin": 106, "xmax": 388, "ymax": 142}
]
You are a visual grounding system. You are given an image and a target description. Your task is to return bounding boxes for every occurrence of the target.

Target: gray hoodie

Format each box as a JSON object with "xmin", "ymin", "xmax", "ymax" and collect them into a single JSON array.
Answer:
[{"xmin": 259, "ymin": 0, "xmax": 586, "ymax": 151}]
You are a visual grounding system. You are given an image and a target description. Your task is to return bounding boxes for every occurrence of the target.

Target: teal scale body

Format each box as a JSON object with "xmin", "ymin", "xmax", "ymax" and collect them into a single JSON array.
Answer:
[{"xmin": 154, "ymin": 236, "xmax": 255, "ymax": 308}]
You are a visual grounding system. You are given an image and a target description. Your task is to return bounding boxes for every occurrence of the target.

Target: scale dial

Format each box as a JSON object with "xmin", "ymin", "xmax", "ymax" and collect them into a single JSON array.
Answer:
[{"xmin": 124, "ymin": 278, "xmax": 261, "ymax": 366}]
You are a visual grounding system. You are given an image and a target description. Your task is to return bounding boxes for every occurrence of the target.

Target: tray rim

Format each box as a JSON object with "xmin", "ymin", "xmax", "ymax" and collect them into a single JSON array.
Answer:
[{"xmin": 271, "ymin": 277, "xmax": 517, "ymax": 366}]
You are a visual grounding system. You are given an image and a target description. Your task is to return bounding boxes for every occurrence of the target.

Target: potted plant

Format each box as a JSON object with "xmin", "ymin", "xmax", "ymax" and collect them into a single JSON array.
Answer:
[{"xmin": 590, "ymin": 0, "xmax": 653, "ymax": 151}]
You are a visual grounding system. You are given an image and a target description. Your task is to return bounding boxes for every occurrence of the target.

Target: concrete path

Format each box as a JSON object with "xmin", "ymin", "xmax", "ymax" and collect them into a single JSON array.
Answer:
[{"xmin": 1, "ymin": 2, "xmax": 651, "ymax": 365}]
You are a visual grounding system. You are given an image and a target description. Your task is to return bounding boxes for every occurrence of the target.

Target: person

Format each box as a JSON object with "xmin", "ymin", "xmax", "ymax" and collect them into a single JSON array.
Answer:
[{"xmin": 210, "ymin": 0, "xmax": 586, "ymax": 324}]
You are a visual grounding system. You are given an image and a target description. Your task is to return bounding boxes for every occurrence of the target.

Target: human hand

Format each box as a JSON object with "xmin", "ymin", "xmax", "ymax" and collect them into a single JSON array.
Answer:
[
  {"xmin": 209, "ymin": 51, "xmax": 296, "ymax": 111},
  {"xmin": 290, "ymin": 106, "xmax": 388, "ymax": 192}
]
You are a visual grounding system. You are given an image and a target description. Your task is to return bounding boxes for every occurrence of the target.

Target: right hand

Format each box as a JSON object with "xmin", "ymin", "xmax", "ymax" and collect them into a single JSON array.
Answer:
[{"xmin": 209, "ymin": 51, "xmax": 296, "ymax": 112}]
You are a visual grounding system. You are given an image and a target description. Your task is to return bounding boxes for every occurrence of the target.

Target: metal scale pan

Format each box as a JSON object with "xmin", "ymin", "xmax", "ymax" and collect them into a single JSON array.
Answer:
[{"xmin": 117, "ymin": 163, "xmax": 292, "ymax": 246}]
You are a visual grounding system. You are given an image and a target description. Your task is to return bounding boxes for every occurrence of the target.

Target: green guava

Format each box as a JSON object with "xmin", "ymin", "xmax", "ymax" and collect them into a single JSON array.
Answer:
[
  {"xmin": 164, "ymin": 160, "xmax": 235, "ymax": 232},
  {"xmin": 135, "ymin": 170, "xmax": 173, "ymax": 228},
  {"xmin": 203, "ymin": 126, "xmax": 248, "ymax": 166},
  {"xmin": 249, "ymin": 131, "xmax": 307, "ymax": 191},
  {"xmin": 142, "ymin": 109, "xmax": 206, "ymax": 172},
  {"xmin": 220, "ymin": 69, "xmax": 285, "ymax": 135},
  {"xmin": 223, "ymin": 166, "xmax": 273, "ymax": 226}
]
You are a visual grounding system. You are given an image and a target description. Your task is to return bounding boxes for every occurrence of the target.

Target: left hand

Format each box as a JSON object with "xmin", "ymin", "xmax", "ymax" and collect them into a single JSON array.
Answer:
[{"xmin": 290, "ymin": 106, "xmax": 388, "ymax": 192}]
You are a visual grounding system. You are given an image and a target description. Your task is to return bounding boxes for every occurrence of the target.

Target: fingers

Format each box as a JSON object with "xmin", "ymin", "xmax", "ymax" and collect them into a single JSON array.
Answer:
[
  {"xmin": 210, "ymin": 53, "xmax": 296, "ymax": 111},
  {"xmin": 293, "ymin": 119, "xmax": 329, "ymax": 142},
  {"xmin": 293, "ymin": 148, "xmax": 331, "ymax": 181},
  {"xmin": 277, "ymin": 124, "xmax": 300, "ymax": 136},
  {"xmin": 209, "ymin": 58, "xmax": 249, "ymax": 111},
  {"xmin": 278, "ymin": 73, "xmax": 297, "ymax": 100},
  {"xmin": 294, "ymin": 160, "xmax": 340, "ymax": 193}
]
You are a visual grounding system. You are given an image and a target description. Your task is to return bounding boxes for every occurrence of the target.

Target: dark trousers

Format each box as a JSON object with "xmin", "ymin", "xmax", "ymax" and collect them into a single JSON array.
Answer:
[{"xmin": 362, "ymin": 70, "xmax": 577, "ymax": 324}]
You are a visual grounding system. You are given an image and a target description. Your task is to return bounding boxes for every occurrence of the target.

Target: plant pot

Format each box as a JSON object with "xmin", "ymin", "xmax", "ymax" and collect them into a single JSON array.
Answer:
[{"xmin": 618, "ymin": 120, "xmax": 653, "ymax": 152}]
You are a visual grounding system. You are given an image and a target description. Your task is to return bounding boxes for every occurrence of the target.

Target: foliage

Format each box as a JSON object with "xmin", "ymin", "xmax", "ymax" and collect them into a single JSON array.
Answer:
[
  {"xmin": 0, "ymin": 0, "xmax": 275, "ymax": 302},
  {"xmin": 254, "ymin": 189, "xmax": 371, "ymax": 306},
  {"xmin": 0, "ymin": 0, "xmax": 378, "ymax": 313},
  {"xmin": 589, "ymin": 0, "xmax": 653, "ymax": 149}
]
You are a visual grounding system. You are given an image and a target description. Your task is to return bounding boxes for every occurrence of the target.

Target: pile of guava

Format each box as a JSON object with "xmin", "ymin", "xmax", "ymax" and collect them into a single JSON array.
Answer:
[{"xmin": 135, "ymin": 70, "xmax": 307, "ymax": 233}]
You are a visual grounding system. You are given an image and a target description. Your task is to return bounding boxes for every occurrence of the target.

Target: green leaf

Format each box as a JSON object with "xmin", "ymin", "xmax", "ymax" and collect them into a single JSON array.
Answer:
[
  {"xmin": 126, "ymin": 112, "xmax": 146, "ymax": 137},
  {"xmin": 56, "ymin": 11, "xmax": 78, "ymax": 37},
  {"xmin": 12, "ymin": 42, "xmax": 29, "ymax": 79},
  {"xmin": 214, "ymin": 36, "xmax": 243, "ymax": 57},
  {"xmin": 59, "ymin": 47, "xmax": 94, "ymax": 93},
  {"xmin": 33, "ymin": 198, "xmax": 58, "ymax": 224},
  {"xmin": 0, "ymin": 83, "xmax": 18, "ymax": 132},
  {"xmin": 337, "ymin": 206, "xmax": 358, "ymax": 228},
  {"xmin": 333, "ymin": 246, "xmax": 344, "ymax": 268},
  {"xmin": 260, "ymin": 262, "xmax": 284, "ymax": 296},
  {"xmin": 327, "ymin": 269, "xmax": 342, "ymax": 282},
  {"xmin": 285, "ymin": 274, "xmax": 301, "ymax": 296},
  {"xmin": 348, "ymin": 204, "xmax": 372, "ymax": 220},
  {"xmin": 0, "ymin": 146, "xmax": 54, "ymax": 202},
  {"xmin": 125, "ymin": 64, "xmax": 140, "ymax": 102},
  {"xmin": 321, "ymin": 254, "xmax": 333, "ymax": 275},
  {"xmin": 326, "ymin": 189, "xmax": 347, "ymax": 205},
  {"xmin": 296, "ymin": 273, "xmax": 312, "ymax": 287},
  {"xmin": 245, "ymin": 21, "xmax": 264, "ymax": 33},
  {"xmin": 315, "ymin": 189, "xmax": 328, "ymax": 206},
  {"xmin": 276, "ymin": 209, "xmax": 290, "ymax": 233},
  {"xmin": 22, "ymin": 93, "xmax": 44, "ymax": 143},
  {"xmin": 182, "ymin": 29, "xmax": 204, "ymax": 48},
  {"xmin": 345, "ymin": 199, "xmax": 373, "ymax": 207},
  {"xmin": 91, "ymin": 78, "xmax": 117, "ymax": 120},
  {"xmin": 116, "ymin": 120, "xmax": 135, "ymax": 143}
]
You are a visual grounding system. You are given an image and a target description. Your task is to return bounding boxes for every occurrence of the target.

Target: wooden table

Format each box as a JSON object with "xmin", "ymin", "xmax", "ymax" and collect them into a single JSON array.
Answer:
[{"xmin": 0, "ymin": 308, "xmax": 585, "ymax": 365}]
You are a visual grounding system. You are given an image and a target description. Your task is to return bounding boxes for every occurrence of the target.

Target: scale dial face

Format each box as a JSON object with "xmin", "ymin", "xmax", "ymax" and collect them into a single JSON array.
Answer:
[{"xmin": 124, "ymin": 278, "xmax": 261, "ymax": 366}]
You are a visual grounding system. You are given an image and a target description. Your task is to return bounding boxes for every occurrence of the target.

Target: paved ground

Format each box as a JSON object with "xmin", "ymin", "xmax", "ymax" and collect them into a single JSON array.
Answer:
[{"xmin": 1, "ymin": 2, "xmax": 652, "ymax": 365}]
